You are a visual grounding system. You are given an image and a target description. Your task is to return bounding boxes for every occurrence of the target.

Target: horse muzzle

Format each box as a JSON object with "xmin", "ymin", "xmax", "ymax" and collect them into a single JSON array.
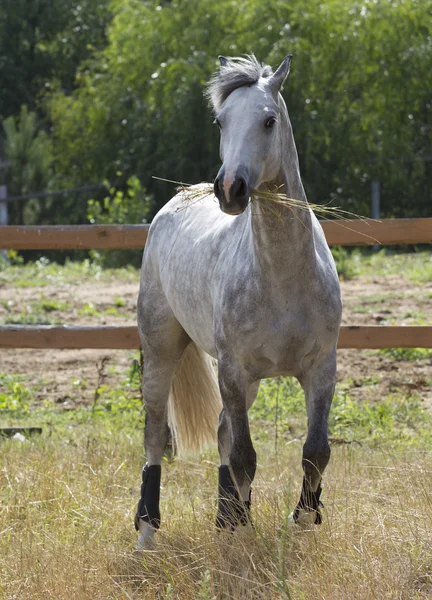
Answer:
[{"xmin": 214, "ymin": 168, "xmax": 250, "ymax": 216}]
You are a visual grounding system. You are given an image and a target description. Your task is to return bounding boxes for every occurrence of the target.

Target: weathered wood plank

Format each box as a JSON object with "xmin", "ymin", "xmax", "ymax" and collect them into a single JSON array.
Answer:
[
  {"xmin": 0, "ymin": 225, "xmax": 150, "ymax": 250},
  {"xmin": 0, "ymin": 218, "xmax": 431, "ymax": 249},
  {"xmin": 337, "ymin": 325, "xmax": 432, "ymax": 349},
  {"xmin": 322, "ymin": 218, "xmax": 432, "ymax": 246},
  {"xmin": 0, "ymin": 325, "xmax": 431, "ymax": 349},
  {"xmin": 0, "ymin": 325, "xmax": 141, "ymax": 349}
]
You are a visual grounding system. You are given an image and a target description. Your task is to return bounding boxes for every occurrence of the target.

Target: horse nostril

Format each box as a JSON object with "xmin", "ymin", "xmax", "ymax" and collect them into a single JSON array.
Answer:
[
  {"xmin": 232, "ymin": 176, "xmax": 247, "ymax": 200},
  {"xmin": 214, "ymin": 176, "xmax": 223, "ymax": 201},
  {"xmin": 238, "ymin": 177, "xmax": 247, "ymax": 197}
]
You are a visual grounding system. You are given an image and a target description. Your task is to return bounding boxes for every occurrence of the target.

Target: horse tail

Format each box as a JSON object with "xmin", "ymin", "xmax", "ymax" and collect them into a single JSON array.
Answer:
[{"xmin": 168, "ymin": 342, "xmax": 222, "ymax": 454}]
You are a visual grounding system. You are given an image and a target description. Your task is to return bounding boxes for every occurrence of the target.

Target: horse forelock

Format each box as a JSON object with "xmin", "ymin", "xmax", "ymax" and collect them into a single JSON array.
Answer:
[{"xmin": 205, "ymin": 55, "xmax": 273, "ymax": 112}]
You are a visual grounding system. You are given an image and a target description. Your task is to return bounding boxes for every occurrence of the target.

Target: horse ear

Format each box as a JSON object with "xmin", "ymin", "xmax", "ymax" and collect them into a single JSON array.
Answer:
[
  {"xmin": 218, "ymin": 56, "xmax": 230, "ymax": 67},
  {"xmin": 269, "ymin": 55, "xmax": 292, "ymax": 94}
]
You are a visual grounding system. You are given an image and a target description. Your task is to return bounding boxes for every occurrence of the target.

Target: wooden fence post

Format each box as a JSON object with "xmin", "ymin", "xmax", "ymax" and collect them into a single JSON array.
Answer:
[
  {"xmin": 371, "ymin": 180, "xmax": 380, "ymax": 251},
  {"xmin": 0, "ymin": 184, "xmax": 8, "ymax": 262}
]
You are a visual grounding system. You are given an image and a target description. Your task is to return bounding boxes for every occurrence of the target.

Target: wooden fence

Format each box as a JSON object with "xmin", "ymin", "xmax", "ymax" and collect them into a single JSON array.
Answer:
[
  {"xmin": 1, "ymin": 218, "xmax": 431, "ymax": 249},
  {"xmin": 0, "ymin": 218, "xmax": 431, "ymax": 350}
]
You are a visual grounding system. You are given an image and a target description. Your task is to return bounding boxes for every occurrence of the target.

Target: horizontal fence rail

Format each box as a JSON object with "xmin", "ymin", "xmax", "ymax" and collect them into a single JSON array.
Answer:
[
  {"xmin": 0, "ymin": 224, "xmax": 150, "ymax": 250},
  {"xmin": 0, "ymin": 325, "xmax": 431, "ymax": 349},
  {"xmin": 0, "ymin": 218, "xmax": 431, "ymax": 249},
  {"xmin": 0, "ymin": 218, "xmax": 431, "ymax": 351}
]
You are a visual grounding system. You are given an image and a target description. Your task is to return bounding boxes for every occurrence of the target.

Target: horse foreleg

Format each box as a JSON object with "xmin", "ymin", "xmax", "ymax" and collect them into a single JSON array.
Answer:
[
  {"xmin": 216, "ymin": 371, "xmax": 259, "ymax": 530},
  {"xmin": 135, "ymin": 357, "xmax": 177, "ymax": 549},
  {"xmin": 293, "ymin": 352, "xmax": 337, "ymax": 526}
]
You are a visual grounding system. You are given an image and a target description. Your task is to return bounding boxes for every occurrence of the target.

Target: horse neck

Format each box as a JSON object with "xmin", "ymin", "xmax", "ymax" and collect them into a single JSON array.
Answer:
[{"xmin": 249, "ymin": 102, "xmax": 315, "ymax": 275}]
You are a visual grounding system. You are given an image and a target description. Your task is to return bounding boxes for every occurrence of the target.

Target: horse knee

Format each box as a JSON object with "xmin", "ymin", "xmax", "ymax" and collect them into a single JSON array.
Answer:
[{"xmin": 302, "ymin": 438, "xmax": 330, "ymax": 489}]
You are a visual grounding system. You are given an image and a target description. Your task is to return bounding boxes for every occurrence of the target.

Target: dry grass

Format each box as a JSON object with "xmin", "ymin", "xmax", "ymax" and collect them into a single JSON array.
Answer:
[
  {"xmin": 1, "ymin": 424, "xmax": 431, "ymax": 599},
  {"xmin": 157, "ymin": 179, "xmax": 380, "ymax": 246},
  {"xmin": 153, "ymin": 177, "xmax": 370, "ymax": 224}
]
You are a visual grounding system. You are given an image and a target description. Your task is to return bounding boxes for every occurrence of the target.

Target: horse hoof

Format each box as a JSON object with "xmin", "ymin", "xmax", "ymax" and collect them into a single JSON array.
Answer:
[
  {"xmin": 136, "ymin": 519, "xmax": 156, "ymax": 550},
  {"xmin": 288, "ymin": 509, "xmax": 319, "ymax": 529}
]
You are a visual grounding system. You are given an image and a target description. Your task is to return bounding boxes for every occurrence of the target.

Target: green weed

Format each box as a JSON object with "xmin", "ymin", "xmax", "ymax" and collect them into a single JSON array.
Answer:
[
  {"xmin": 0, "ymin": 374, "xmax": 32, "ymax": 415},
  {"xmin": 3, "ymin": 313, "xmax": 60, "ymax": 325},
  {"xmin": 331, "ymin": 246, "xmax": 360, "ymax": 280},
  {"xmin": 378, "ymin": 348, "xmax": 432, "ymax": 361},
  {"xmin": 36, "ymin": 298, "xmax": 70, "ymax": 312},
  {"xmin": 353, "ymin": 306, "xmax": 372, "ymax": 314},
  {"xmin": 330, "ymin": 386, "xmax": 431, "ymax": 444},
  {"xmin": 77, "ymin": 302, "xmax": 102, "ymax": 318},
  {"xmin": 355, "ymin": 250, "xmax": 432, "ymax": 283},
  {"xmin": 0, "ymin": 258, "xmax": 137, "ymax": 288},
  {"xmin": 250, "ymin": 377, "xmax": 431, "ymax": 447}
]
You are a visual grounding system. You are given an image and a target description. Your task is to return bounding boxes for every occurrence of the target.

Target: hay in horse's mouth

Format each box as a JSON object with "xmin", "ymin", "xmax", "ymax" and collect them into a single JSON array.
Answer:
[{"xmin": 152, "ymin": 176, "xmax": 373, "ymax": 226}]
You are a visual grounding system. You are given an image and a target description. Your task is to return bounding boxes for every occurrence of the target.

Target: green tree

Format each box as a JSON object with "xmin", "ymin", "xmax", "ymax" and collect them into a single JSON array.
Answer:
[
  {"xmin": 47, "ymin": 0, "xmax": 432, "ymax": 219},
  {"xmin": 0, "ymin": 0, "xmax": 112, "ymax": 121},
  {"xmin": 3, "ymin": 106, "xmax": 53, "ymax": 224}
]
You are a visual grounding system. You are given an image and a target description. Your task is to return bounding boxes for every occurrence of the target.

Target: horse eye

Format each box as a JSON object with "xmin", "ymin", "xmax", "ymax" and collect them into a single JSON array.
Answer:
[
  {"xmin": 214, "ymin": 119, "xmax": 222, "ymax": 129},
  {"xmin": 265, "ymin": 117, "xmax": 276, "ymax": 129}
]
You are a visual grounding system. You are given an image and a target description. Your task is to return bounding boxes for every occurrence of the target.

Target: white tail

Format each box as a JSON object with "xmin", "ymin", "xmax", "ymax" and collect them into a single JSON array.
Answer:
[{"xmin": 168, "ymin": 342, "xmax": 222, "ymax": 454}]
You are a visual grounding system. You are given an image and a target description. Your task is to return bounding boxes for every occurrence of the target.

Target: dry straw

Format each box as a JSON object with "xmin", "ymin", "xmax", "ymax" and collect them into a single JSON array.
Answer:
[{"xmin": 152, "ymin": 176, "xmax": 379, "ymax": 243}]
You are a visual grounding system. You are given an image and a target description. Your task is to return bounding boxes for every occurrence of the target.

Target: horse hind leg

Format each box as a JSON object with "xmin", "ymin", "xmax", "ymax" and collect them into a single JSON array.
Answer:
[
  {"xmin": 135, "ymin": 316, "xmax": 189, "ymax": 549},
  {"xmin": 292, "ymin": 353, "xmax": 337, "ymax": 526}
]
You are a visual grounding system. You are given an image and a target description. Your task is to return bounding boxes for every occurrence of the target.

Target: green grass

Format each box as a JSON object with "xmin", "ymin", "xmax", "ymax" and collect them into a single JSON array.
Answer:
[
  {"xmin": 1, "ymin": 365, "xmax": 430, "ymax": 448},
  {"xmin": 1, "ymin": 296, "xmax": 70, "ymax": 325},
  {"xmin": 3, "ymin": 312, "xmax": 62, "ymax": 325},
  {"xmin": 251, "ymin": 377, "xmax": 432, "ymax": 447},
  {"xmin": 115, "ymin": 296, "xmax": 126, "ymax": 307},
  {"xmin": 0, "ymin": 252, "xmax": 431, "ymax": 597},
  {"xmin": 377, "ymin": 347, "xmax": 432, "ymax": 361},
  {"xmin": 329, "ymin": 248, "xmax": 432, "ymax": 283},
  {"xmin": 36, "ymin": 297, "xmax": 70, "ymax": 312},
  {"xmin": 0, "ymin": 257, "xmax": 137, "ymax": 288},
  {"xmin": 355, "ymin": 249, "xmax": 432, "ymax": 283},
  {"xmin": 1, "ymin": 251, "xmax": 431, "ymax": 288},
  {"xmin": 0, "ymin": 377, "xmax": 431, "ymax": 599},
  {"xmin": 0, "ymin": 344, "xmax": 431, "ymax": 599},
  {"xmin": 77, "ymin": 301, "xmax": 102, "ymax": 318}
]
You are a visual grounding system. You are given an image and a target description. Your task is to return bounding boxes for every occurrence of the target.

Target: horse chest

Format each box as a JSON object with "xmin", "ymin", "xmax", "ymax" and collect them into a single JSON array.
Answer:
[
  {"xmin": 216, "ymin": 299, "xmax": 318, "ymax": 378},
  {"xmin": 248, "ymin": 314, "xmax": 318, "ymax": 376}
]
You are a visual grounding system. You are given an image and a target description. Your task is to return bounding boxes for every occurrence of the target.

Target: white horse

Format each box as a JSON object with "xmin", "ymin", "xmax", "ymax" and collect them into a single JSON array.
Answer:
[{"xmin": 135, "ymin": 55, "xmax": 342, "ymax": 548}]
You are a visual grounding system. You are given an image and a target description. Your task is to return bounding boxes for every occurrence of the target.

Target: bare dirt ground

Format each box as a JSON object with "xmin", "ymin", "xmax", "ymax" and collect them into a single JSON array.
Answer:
[{"xmin": 0, "ymin": 264, "xmax": 431, "ymax": 410}]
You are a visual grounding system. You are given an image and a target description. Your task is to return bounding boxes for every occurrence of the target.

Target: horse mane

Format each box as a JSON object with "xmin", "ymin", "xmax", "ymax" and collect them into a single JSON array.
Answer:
[{"xmin": 205, "ymin": 55, "xmax": 273, "ymax": 112}]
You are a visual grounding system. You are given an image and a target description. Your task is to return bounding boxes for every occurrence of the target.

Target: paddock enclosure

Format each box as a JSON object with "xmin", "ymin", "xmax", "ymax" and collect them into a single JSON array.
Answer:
[
  {"xmin": 0, "ymin": 218, "xmax": 431, "ymax": 599},
  {"xmin": 0, "ymin": 218, "xmax": 431, "ymax": 351}
]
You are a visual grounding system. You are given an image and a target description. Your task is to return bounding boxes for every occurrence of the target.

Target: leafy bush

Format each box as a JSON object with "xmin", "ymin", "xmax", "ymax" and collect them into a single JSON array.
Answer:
[
  {"xmin": 331, "ymin": 246, "xmax": 360, "ymax": 280},
  {"xmin": 0, "ymin": 375, "xmax": 31, "ymax": 414},
  {"xmin": 87, "ymin": 175, "xmax": 152, "ymax": 268}
]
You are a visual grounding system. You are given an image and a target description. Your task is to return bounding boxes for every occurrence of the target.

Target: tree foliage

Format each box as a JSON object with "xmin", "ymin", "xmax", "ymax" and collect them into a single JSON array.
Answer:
[
  {"xmin": 48, "ymin": 0, "xmax": 432, "ymax": 219},
  {"xmin": 0, "ymin": 0, "xmax": 112, "ymax": 120},
  {"xmin": 1, "ymin": 0, "xmax": 431, "ymax": 228},
  {"xmin": 2, "ymin": 106, "xmax": 53, "ymax": 224}
]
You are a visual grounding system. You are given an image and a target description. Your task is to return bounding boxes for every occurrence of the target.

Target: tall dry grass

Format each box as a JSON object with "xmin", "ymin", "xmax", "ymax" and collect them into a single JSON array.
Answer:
[{"xmin": 0, "ymin": 426, "xmax": 431, "ymax": 599}]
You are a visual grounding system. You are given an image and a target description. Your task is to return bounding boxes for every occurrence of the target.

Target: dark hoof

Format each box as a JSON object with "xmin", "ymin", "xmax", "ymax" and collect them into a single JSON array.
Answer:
[
  {"xmin": 216, "ymin": 465, "xmax": 252, "ymax": 530},
  {"xmin": 216, "ymin": 498, "xmax": 252, "ymax": 531},
  {"xmin": 293, "ymin": 481, "xmax": 324, "ymax": 526}
]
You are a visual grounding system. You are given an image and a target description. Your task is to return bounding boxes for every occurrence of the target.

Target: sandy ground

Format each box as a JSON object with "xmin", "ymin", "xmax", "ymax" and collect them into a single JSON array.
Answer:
[{"xmin": 0, "ymin": 268, "xmax": 431, "ymax": 410}]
